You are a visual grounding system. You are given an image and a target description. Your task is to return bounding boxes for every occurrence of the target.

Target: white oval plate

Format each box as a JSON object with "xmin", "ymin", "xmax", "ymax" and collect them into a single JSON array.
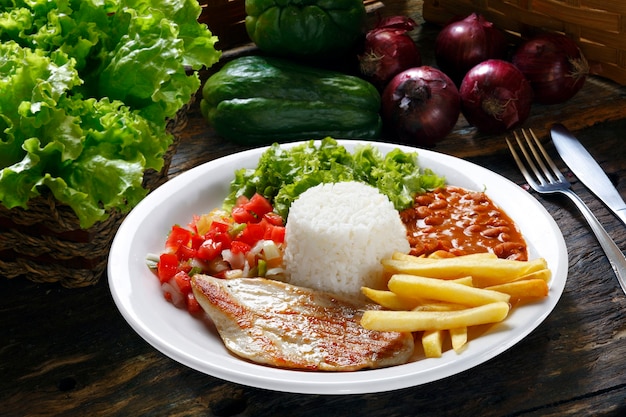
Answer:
[{"xmin": 108, "ymin": 140, "xmax": 567, "ymax": 395}]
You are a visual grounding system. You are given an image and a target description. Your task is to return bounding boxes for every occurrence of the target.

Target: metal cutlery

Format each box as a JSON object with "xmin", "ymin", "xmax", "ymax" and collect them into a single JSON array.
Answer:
[
  {"xmin": 551, "ymin": 123, "xmax": 626, "ymax": 227},
  {"xmin": 506, "ymin": 128, "xmax": 626, "ymax": 295}
]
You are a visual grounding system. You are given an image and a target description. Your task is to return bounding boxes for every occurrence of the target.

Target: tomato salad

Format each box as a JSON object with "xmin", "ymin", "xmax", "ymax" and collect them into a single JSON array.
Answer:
[{"xmin": 149, "ymin": 193, "xmax": 286, "ymax": 315}]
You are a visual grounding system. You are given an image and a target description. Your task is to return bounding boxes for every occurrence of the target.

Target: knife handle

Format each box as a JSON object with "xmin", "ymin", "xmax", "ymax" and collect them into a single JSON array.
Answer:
[{"xmin": 564, "ymin": 189, "xmax": 626, "ymax": 295}]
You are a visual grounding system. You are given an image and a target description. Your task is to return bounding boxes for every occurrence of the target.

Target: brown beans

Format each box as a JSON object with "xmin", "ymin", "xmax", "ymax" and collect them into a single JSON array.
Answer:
[
  {"xmin": 401, "ymin": 186, "xmax": 528, "ymax": 261},
  {"xmin": 481, "ymin": 226, "xmax": 511, "ymax": 238},
  {"xmin": 424, "ymin": 215, "xmax": 444, "ymax": 226}
]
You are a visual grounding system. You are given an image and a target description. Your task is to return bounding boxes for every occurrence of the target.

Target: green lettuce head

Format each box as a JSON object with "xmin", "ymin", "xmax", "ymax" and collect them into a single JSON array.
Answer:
[{"xmin": 0, "ymin": 0, "xmax": 221, "ymax": 228}]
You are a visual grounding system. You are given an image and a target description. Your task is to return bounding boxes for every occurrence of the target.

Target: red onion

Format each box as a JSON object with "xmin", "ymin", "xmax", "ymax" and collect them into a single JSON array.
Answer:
[
  {"xmin": 512, "ymin": 33, "xmax": 588, "ymax": 104},
  {"xmin": 382, "ymin": 66, "xmax": 460, "ymax": 146},
  {"xmin": 459, "ymin": 59, "xmax": 533, "ymax": 134},
  {"xmin": 434, "ymin": 13, "xmax": 508, "ymax": 84},
  {"xmin": 358, "ymin": 16, "xmax": 422, "ymax": 89}
]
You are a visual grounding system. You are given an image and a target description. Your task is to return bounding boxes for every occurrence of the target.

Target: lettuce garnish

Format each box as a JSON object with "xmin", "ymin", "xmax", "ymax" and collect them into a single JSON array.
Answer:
[
  {"xmin": 225, "ymin": 138, "xmax": 446, "ymax": 219},
  {"xmin": 0, "ymin": 0, "xmax": 221, "ymax": 228}
]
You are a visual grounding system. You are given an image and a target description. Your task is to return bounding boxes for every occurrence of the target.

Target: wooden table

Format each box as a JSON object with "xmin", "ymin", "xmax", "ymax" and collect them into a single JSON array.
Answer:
[
  {"xmin": 3, "ymin": 95, "xmax": 626, "ymax": 417},
  {"xmin": 3, "ymin": 16, "xmax": 626, "ymax": 417}
]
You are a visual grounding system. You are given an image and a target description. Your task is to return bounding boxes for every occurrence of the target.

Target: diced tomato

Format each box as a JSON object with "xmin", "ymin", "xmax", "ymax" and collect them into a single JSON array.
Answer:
[
  {"xmin": 190, "ymin": 233, "xmax": 205, "ymax": 250},
  {"xmin": 237, "ymin": 222, "xmax": 266, "ymax": 246},
  {"xmin": 178, "ymin": 261, "xmax": 193, "ymax": 274},
  {"xmin": 268, "ymin": 225, "xmax": 286, "ymax": 244},
  {"xmin": 165, "ymin": 225, "xmax": 192, "ymax": 253},
  {"xmin": 235, "ymin": 195, "xmax": 250, "ymax": 207},
  {"xmin": 186, "ymin": 292, "xmax": 202, "ymax": 315},
  {"xmin": 230, "ymin": 240, "xmax": 251, "ymax": 254},
  {"xmin": 209, "ymin": 220, "xmax": 230, "ymax": 234},
  {"xmin": 231, "ymin": 206, "xmax": 257, "ymax": 224},
  {"xmin": 231, "ymin": 193, "xmax": 274, "ymax": 224},
  {"xmin": 156, "ymin": 191, "xmax": 286, "ymax": 316},
  {"xmin": 188, "ymin": 215, "xmax": 200, "ymax": 233},
  {"xmin": 263, "ymin": 211, "xmax": 284, "ymax": 226},
  {"xmin": 210, "ymin": 230, "xmax": 232, "ymax": 250},
  {"xmin": 174, "ymin": 271, "xmax": 192, "ymax": 294},
  {"xmin": 157, "ymin": 252, "xmax": 179, "ymax": 282},
  {"xmin": 176, "ymin": 244, "xmax": 196, "ymax": 261},
  {"xmin": 244, "ymin": 193, "xmax": 273, "ymax": 218},
  {"xmin": 196, "ymin": 238, "xmax": 223, "ymax": 261}
]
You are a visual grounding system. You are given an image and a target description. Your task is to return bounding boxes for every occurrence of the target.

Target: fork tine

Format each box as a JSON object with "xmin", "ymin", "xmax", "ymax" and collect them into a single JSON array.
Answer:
[
  {"xmin": 524, "ymin": 129, "xmax": 567, "ymax": 183},
  {"xmin": 519, "ymin": 129, "xmax": 556, "ymax": 184},
  {"xmin": 505, "ymin": 134, "xmax": 540, "ymax": 190},
  {"xmin": 507, "ymin": 128, "xmax": 571, "ymax": 193},
  {"xmin": 509, "ymin": 130, "xmax": 547, "ymax": 187}
]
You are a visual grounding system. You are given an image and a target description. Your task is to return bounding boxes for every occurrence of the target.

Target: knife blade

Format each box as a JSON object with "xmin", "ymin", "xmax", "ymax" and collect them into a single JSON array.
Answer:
[{"xmin": 551, "ymin": 123, "xmax": 626, "ymax": 227}]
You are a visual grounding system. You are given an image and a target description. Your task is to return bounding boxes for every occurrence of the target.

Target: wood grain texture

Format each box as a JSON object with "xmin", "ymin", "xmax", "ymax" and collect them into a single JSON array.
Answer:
[
  {"xmin": 3, "ymin": 2, "xmax": 626, "ymax": 416},
  {"xmin": 3, "ymin": 119, "xmax": 625, "ymax": 417}
]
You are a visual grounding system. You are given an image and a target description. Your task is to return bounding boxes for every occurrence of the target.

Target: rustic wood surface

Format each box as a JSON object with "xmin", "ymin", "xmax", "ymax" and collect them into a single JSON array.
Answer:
[
  {"xmin": 3, "ymin": 104, "xmax": 626, "ymax": 417},
  {"xmin": 3, "ymin": 2, "xmax": 626, "ymax": 416}
]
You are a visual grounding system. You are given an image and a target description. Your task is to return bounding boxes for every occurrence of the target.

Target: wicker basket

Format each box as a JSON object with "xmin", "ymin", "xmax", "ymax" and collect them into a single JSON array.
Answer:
[
  {"xmin": 422, "ymin": 0, "xmax": 626, "ymax": 85},
  {"xmin": 0, "ymin": 100, "xmax": 191, "ymax": 288}
]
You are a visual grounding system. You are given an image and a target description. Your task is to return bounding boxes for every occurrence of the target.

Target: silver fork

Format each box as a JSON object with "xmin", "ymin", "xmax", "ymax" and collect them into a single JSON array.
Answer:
[{"xmin": 507, "ymin": 129, "xmax": 626, "ymax": 295}]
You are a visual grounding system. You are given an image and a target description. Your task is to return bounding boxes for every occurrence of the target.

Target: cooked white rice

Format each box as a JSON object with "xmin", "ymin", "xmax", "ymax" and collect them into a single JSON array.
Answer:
[{"xmin": 284, "ymin": 181, "xmax": 410, "ymax": 298}]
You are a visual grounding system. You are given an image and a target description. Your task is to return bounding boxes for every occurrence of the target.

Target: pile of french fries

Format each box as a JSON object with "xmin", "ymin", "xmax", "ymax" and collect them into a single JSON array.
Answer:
[{"xmin": 360, "ymin": 251, "xmax": 551, "ymax": 358}]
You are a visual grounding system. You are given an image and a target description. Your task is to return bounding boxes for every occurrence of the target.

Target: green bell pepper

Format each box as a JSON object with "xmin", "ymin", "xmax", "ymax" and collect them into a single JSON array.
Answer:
[{"xmin": 245, "ymin": 0, "xmax": 366, "ymax": 57}]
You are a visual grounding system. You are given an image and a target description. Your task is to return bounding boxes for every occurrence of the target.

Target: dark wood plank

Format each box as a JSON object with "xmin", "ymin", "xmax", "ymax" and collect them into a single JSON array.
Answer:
[
  {"xmin": 3, "ymin": 119, "xmax": 625, "ymax": 416},
  {"xmin": 3, "ymin": 2, "xmax": 626, "ymax": 416}
]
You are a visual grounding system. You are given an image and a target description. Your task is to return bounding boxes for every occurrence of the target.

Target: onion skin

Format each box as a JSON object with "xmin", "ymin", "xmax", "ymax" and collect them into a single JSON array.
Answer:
[
  {"xmin": 512, "ymin": 33, "xmax": 588, "ymax": 104},
  {"xmin": 459, "ymin": 59, "xmax": 533, "ymax": 134},
  {"xmin": 434, "ymin": 13, "xmax": 508, "ymax": 84},
  {"xmin": 358, "ymin": 16, "xmax": 422, "ymax": 89},
  {"xmin": 382, "ymin": 66, "xmax": 460, "ymax": 147}
]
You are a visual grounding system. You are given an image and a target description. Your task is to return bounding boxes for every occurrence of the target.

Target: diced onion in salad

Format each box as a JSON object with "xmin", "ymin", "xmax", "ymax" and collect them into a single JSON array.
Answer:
[{"xmin": 148, "ymin": 193, "xmax": 287, "ymax": 315}]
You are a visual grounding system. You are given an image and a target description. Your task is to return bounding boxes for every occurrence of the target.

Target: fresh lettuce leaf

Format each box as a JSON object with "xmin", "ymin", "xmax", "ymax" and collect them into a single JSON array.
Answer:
[
  {"xmin": 224, "ymin": 138, "xmax": 446, "ymax": 219},
  {"xmin": 0, "ymin": 0, "xmax": 221, "ymax": 228}
]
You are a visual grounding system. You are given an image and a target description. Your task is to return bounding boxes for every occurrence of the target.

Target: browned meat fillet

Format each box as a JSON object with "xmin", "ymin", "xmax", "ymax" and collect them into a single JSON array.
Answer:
[{"xmin": 191, "ymin": 275, "xmax": 414, "ymax": 371}]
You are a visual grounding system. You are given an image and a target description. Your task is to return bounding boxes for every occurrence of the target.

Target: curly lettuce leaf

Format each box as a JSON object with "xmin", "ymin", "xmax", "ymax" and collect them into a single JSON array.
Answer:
[
  {"xmin": 224, "ymin": 138, "xmax": 446, "ymax": 219},
  {"xmin": 0, "ymin": 0, "xmax": 221, "ymax": 228}
]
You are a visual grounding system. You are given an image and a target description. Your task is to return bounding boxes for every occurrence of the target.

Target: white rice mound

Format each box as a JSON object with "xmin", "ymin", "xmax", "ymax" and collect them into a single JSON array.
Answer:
[{"xmin": 284, "ymin": 181, "xmax": 410, "ymax": 298}]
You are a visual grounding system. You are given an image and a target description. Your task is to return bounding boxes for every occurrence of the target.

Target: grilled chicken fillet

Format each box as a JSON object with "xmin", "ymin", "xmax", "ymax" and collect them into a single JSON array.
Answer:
[{"xmin": 191, "ymin": 275, "xmax": 414, "ymax": 371}]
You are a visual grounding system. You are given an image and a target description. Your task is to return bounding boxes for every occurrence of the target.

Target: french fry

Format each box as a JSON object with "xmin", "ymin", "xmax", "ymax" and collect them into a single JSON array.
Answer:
[
  {"xmin": 451, "ymin": 276, "xmax": 473, "ymax": 286},
  {"xmin": 360, "ymin": 301, "xmax": 510, "ymax": 332},
  {"xmin": 426, "ymin": 250, "xmax": 457, "ymax": 259},
  {"xmin": 388, "ymin": 274, "xmax": 510, "ymax": 306},
  {"xmin": 412, "ymin": 301, "xmax": 468, "ymax": 312},
  {"xmin": 392, "ymin": 251, "xmax": 498, "ymax": 262},
  {"xmin": 362, "ymin": 287, "xmax": 469, "ymax": 311},
  {"xmin": 485, "ymin": 279, "xmax": 549, "ymax": 299},
  {"xmin": 361, "ymin": 287, "xmax": 423, "ymax": 311},
  {"xmin": 422, "ymin": 330, "xmax": 444, "ymax": 358},
  {"xmin": 449, "ymin": 327, "xmax": 468, "ymax": 352},
  {"xmin": 366, "ymin": 251, "xmax": 551, "ymax": 359},
  {"xmin": 515, "ymin": 268, "xmax": 552, "ymax": 283},
  {"xmin": 383, "ymin": 254, "xmax": 548, "ymax": 287}
]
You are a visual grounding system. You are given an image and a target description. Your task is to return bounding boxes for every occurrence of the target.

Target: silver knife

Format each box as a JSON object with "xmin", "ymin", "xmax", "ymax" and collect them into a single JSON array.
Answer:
[{"xmin": 551, "ymin": 123, "xmax": 626, "ymax": 227}]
